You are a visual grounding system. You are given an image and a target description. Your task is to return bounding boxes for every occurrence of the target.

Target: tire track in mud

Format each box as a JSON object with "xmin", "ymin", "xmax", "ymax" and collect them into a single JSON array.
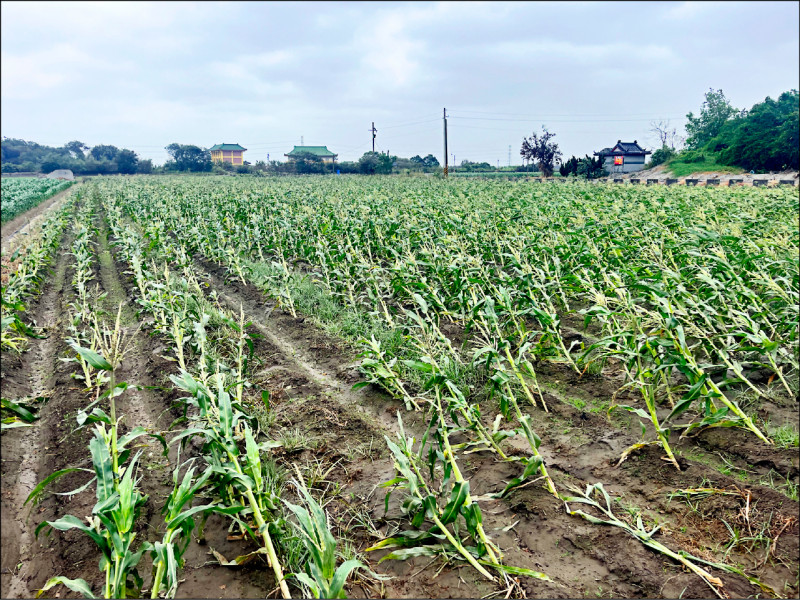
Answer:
[{"xmin": 193, "ymin": 258, "xmax": 405, "ymax": 439}]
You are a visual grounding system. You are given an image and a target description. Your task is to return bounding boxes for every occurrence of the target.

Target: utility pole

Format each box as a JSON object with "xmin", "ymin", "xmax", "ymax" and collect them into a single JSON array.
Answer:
[
  {"xmin": 443, "ymin": 108, "xmax": 448, "ymax": 178},
  {"xmin": 370, "ymin": 122, "xmax": 377, "ymax": 152},
  {"xmin": 301, "ymin": 136, "xmax": 304, "ymax": 146},
  {"xmin": 508, "ymin": 145, "xmax": 511, "ymax": 167}
]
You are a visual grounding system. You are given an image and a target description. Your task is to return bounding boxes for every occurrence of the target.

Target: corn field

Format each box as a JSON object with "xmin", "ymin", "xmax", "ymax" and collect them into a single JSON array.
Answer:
[{"xmin": 1, "ymin": 175, "xmax": 798, "ymax": 600}]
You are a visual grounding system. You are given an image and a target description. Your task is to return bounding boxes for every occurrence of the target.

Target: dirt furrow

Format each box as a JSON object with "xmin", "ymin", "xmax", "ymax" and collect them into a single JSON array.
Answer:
[
  {"xmin": 194, "ymin": 258, "xmax": 405, "ymax": 438},
  {"xmin": 1, "ymin": 228, "xmax": 82, "ymax": 598}
]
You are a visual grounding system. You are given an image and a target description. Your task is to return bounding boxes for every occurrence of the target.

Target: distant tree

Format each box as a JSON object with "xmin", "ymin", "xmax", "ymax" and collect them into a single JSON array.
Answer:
[
  {"xmin": 1, "ymin": 144, "xmax": 21, "ymax": 162},
  {"xmin": 291, "ymin": 151, "xmax": 327, "ymax": 174},
  {"xmin": 336, "ymin": 161, "xmax": 360, "ymax": 174},
  {"xmin": 117, "ymin": 149, "xmax": 139, "ymax": 174},
  {"xmin": 358, "ymin": 151, "xmax": 393, "ymax": 174},
  {"xmin": 685, "ymin": 89, "xmax": 741, "ymax": 150},
  {"xmin": 576, "ymin": 154, "xmax": 606, "ymax": 179},
  {"xmin": 41, "ymin": 159, "xmax": 61, "ymax": 173},
  {"xmin": 422, "ymin": 154, "xmax": 439, "ymax": 168},
  {"xmin": 165, "ymin": 143, "xmax": 212, "ymax": 172},
  {"xmin": 716, "ymin": 89, "xmax": 799, "ymax": 171},
  {"xmin": 64, "ymin": 140, "xmax": 89, "ymax": 159},
  {"xmin": 410, "ymin": 155, "xmax": 424, "ymax": 165},
  {"xmin": 137, "ymin": 158, "xmax": 153, "ymax": 174},
  {"xmin": 649, "ymin": 145, "xmax": 676, "ymax": 168},
  {"xmin": 90, "ymin": 144, "xmax": 120, "ymax": 161},
  {"xmin": 559, "ymin": 155, "xmax": 579, "ymax": 177},
  {"xmin": 520, "ymin": 127, "xmax": 562, "ymax": 177}
]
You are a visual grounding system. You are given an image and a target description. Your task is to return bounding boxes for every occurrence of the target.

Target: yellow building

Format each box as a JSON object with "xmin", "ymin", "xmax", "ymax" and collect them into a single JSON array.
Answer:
[{"xmin": 210, "ymin": 143, "xmax": 247, "ymax": 165}]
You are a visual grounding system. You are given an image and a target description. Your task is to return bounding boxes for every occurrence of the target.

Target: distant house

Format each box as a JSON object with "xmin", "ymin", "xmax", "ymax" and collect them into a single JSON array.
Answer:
[
  {"xmin": 210, "ymin": 143, "xmax": 247, "ymax": 165},
  {"xmin": 594, "ymin": 140, "xmax": 651, "ymax": 174},
  {"xmin": 284, "ymin": 146, "xmax": 338, "ymax": 164}
]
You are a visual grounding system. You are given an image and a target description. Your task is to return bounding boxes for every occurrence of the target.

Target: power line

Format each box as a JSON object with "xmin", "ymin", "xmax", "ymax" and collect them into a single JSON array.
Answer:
[
  {"xmin": 381, "ymin": 117, "xmax": 440, "ymax": 130},
  {"xmin": 450, "ymin": 115, "xmax": 688, "ymax": 123},
  {"xmin": 452, "ymin": 109, "xmax": 688, "ymax": 118}
]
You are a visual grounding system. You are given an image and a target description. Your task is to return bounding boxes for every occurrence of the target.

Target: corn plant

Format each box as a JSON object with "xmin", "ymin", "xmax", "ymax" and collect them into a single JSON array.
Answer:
[
  {"xmin": 35, "ymin": 424, "xmax": 152, "ymax": 599},
  {"xmin": 283, "ymin": 467, "xmax": 367, "ymax": 599},
  {"xmin": 169, "ymin": 369, "xmax": 290, "ymax": 598},
  {"xmin": 149, "ymin": 459, "xmax": 242, "ymax": 598}
]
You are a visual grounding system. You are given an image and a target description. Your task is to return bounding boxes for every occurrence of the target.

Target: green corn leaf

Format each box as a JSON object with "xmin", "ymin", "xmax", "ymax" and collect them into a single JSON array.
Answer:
[
  {"xmin": 77, "ymin": 407, "xmax": 111, "ymax": 427},
  {"xmin": 89, "ymin": 435, "xmax": 115, "ymax": 502},
  {"xmin": 1, "ymin": 397, "xmax": 38, "ymax": 422},
  {"xmin": 327, "ymin": 559, "xmax": 365, "ymax": 598},
  {"xmin": 365, "ymin": 530, "xmax": 445, "ymax": 552},
  {"xmin": 26, "ymin": 468, "xmax": 93, "ymax": 506},
  {"xmin": 117, "ymin": 426, "xmax": 149, "ymax": 452},
  {"xmin": 68, "ymin": 341, "xmax": 113, "ymax": 371},
  {"xmin": 1, "ymin": 421, "xmax": 35, "ymax": 430},
  {"xmin": 40, "ymin": 514, "xmax": 109, "ymax": 554},
  {"xmin": 378, "ymin": 544, "xmax": 446, "ymax": 563},
  {"xmin": 440, "ymin": 481, "xmax": 469, "ymax": 525},
  {"xmin": 37, "ymin": 576, "xmax": 96, "ymax": 599},
  {"xmin": 477, "ymin": 560, "xmax": 551, "ymax": 581}
]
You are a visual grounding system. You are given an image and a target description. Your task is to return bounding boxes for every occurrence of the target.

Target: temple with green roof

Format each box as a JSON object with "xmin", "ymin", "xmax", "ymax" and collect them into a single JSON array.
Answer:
[
  {"xmin": 285, "ymin": 145, "xmax": 338, "ymax": 163},
  {"xmin": 210, "ymin": 143, "xmax": 247, "ymax": 165}
]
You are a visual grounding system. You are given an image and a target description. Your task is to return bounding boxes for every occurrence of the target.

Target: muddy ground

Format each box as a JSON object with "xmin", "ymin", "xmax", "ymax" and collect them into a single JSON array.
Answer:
[{"xmin": 1, "ymin": 200, "xmax": 798, "ymax": 599}]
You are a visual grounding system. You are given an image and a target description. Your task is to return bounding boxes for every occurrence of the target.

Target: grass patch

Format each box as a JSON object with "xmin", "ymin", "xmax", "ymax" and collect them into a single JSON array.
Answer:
[
  {"xmin": 759, "ymin": 469, "xmax": 799, "ymax": 502},
  {"xmin": 764, "ymin": 419, "xmax": 800, "ymax": 449},
  {"xmin": 665, "ymin": 157, "xmax": 744, "ymax": 178}
]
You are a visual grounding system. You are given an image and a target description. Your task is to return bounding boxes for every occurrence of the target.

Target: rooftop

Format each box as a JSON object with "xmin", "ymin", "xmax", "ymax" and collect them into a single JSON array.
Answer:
[
  {"xmin": 285, "ymin": 145, "xmax": 337, "ymax": 157},
  {"xmin": 594, "ymin": 140, "xmax": 651, "ymax": 156},
  {"xmin": 209, "ymin": 143, "xmax": 247, "ymax": 151}
]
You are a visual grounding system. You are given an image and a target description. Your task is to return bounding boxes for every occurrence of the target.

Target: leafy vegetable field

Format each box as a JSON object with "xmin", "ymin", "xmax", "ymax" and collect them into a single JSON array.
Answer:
[
  {"xmin": 1, "ymin": 175, "xmax": 797, "ymax": 599},
  {"xmin": 1, "ymin": 177, "xmax": 74, "ymax": 224}
]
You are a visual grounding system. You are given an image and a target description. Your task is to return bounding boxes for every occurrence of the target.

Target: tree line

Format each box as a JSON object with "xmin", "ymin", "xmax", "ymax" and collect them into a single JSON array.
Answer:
[
  {"xmin": 0, "ymin": 139, "xmax": 447, "ymax": 176},
  {"xmin": 1, "ymin": 139, "xmax": 151, "ymax": 175},
  {"xmin": 659, "ymin": 88, "xmax": 798, "ymax": 172}
]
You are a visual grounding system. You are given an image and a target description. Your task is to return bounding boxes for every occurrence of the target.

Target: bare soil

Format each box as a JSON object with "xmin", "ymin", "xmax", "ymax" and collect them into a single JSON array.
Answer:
[{"xmin": 2, "ymin": 205, "xmax": 797, "ymax": 599}]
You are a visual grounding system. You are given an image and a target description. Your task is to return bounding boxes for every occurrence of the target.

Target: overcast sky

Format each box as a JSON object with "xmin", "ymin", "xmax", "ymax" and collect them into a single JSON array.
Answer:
[{"xmin": 2, "ymin": 1, "xmax": 798, "ymax": 165}]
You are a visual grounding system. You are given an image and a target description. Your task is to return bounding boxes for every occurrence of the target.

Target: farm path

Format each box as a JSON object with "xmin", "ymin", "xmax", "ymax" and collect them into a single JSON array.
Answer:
[{"xmin": 1, "ymin": 184, "xmax": 79, "ymax": 254}]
